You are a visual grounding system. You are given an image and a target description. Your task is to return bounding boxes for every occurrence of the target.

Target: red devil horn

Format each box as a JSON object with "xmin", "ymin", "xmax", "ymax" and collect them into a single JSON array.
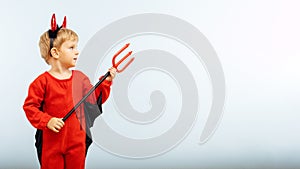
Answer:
[
  {"xmin": 51, "ymin": 13, "xmax": 57, "ymax": 31},
  {"xmin": 62, "ymin": 16, "xmax": 67, "ymax": 28}
]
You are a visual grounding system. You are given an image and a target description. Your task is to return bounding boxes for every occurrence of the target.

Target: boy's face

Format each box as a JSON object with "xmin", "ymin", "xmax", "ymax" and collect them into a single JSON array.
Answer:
[{"xmin": 57, "ymin": 39, "xmax": 79, "ymax": 68}]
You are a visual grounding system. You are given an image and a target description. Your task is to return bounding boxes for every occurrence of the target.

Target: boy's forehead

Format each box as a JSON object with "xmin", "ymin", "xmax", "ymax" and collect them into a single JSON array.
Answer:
[{"xmin": 63, "ymin": 39, "xmax": 78, "ymax": 45}]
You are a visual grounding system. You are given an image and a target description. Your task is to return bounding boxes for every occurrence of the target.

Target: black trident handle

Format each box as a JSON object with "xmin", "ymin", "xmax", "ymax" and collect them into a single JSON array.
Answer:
[{"xmin": 62, "ymin": 72, "xmax": 110, "ymax": 122}]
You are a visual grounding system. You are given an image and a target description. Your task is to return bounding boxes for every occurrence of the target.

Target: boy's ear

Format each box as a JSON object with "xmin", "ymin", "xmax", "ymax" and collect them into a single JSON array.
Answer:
[{"xmin": 50, "ymin": 48, "xmax": 59, "ymax": 58}]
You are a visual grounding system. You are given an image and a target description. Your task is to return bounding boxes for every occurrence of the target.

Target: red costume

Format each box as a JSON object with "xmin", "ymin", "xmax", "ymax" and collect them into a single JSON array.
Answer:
[{"xmin": 23, "ymin": 70, "xmax": 111, "ymax": 169}]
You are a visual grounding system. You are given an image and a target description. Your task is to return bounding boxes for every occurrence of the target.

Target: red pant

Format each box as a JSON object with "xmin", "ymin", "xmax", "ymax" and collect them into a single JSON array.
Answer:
[{"xmin": 41, "ymin": 115, "xmax": 86, "ymax": 169}]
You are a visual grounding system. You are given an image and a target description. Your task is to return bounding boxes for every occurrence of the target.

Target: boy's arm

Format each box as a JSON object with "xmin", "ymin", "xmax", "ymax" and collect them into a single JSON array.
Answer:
[
  {"xmin": 83, "ymin": 75, "xmax": 112, "ymax": 104},
  {"xmin": 85, "ymin": 67, "xmax": 116, "ymax": 104},
  {"xmin": 23, "ymin": 79, "xmax": 52, "ymax": 130}
]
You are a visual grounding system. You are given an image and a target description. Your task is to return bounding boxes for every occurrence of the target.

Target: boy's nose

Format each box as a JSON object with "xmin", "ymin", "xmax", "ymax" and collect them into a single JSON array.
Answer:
[{"xmin": 75, "ymin": 49, "xmax": 80, "ymax": 55}]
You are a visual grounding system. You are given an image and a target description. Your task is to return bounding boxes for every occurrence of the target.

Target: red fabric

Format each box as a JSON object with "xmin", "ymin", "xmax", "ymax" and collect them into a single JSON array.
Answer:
[{"xmin": 23, "ymin": 70, "xmax": 111, "ymax": 169}]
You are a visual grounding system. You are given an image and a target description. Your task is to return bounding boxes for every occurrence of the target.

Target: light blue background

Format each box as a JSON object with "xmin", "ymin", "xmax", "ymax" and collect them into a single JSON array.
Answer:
[{"xmin": 1, "ymin": 0, "xmax": 299, "ymax": 168}]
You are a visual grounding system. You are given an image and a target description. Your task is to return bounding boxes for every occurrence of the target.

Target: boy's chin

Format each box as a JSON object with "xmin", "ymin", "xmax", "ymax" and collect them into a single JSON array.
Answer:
[{"xmin": 68, "ymin": 64, "xmax": 76, "ymax": 69}]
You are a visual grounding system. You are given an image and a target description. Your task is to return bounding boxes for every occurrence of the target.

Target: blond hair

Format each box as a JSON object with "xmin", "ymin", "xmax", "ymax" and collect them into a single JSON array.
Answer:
[{"xmin": 39, "ymin": 28, "xmax": 78, "ymax": 64}]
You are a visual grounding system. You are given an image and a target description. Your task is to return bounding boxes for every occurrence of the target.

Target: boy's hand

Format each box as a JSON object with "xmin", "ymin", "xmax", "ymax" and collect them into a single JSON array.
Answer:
[
  {"xmin": 47, "ymin": 117, "xmax": 65, "ymax": 133},
  {"xmin": 106, "ymin": 67, "xmax": 117, "ymax": 81}
]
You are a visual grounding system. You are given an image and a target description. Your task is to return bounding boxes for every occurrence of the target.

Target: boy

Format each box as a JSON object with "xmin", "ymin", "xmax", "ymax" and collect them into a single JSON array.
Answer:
[{"xmin": 23, "ymin": 14, "xmax": 116, "ymax": 169}]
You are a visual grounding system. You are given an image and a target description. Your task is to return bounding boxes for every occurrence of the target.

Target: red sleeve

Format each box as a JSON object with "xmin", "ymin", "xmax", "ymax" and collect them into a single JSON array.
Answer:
[
  {"xmin": 83, "ymin": 74, "xmax": 112, "ymax": 104},
  {"xmin": 23, "ymin": 77, "xmax": 52, "ymax": 130},
  {"xmin": 96, "ymin": 75, "xmax": 112, "ymax": 103}
]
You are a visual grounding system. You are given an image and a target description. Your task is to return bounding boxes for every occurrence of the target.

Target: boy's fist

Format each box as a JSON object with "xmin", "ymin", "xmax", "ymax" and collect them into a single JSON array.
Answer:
[
  {"xmin": 106, "ymin": 67, "xmax": 117, "ymax": 81},
  {"xmin": 47, "ymin": 117, "xmax": 65, "ymax": 133}
]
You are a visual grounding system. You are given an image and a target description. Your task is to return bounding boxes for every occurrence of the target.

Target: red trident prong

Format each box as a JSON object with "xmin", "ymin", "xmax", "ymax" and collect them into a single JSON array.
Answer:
[
  {"xmin": 62, "ymin": 16, "xmax": 67, "ymax": 28},
  {"xmin": 112, "ymin": 43, "xmax": 134, "ymax": 73},
  {"xmin": 50, "ymin": 13, "xmax": 57, "ymax": 31}
]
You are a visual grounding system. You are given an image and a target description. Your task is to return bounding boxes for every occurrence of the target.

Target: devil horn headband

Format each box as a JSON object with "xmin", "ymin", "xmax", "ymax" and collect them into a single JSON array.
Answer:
[{"xmin": 48, "ymin": 13, "xmax": 67, "ymax": 50}]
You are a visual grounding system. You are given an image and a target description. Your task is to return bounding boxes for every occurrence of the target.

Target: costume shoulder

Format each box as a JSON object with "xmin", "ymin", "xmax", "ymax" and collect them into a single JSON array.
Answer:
[
  {"xmin": 29, "ymin": 72, "xmax": 49, "ymax": 87},
  {"xmin": 72, "ymin": 70, "xmax": 91, "ymax": 87},
  {"xmin": 73, "ymin": 70, "xmax": 89, "ymax": 79}
]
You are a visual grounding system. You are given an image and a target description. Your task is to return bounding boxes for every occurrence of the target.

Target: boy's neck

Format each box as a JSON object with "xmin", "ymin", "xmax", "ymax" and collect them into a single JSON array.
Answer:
[{"xmin": 48, "ymin": 65, "xmax": 73, "ymax": 80}]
